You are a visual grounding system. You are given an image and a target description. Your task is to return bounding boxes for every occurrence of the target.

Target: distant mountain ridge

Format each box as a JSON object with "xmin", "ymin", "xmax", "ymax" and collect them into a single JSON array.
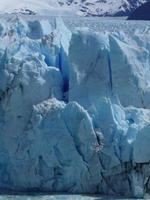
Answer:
[
  {"xmin": 58, "ymin": 0, "xmax": 149, "ymax": 16},
  {"xmin": 0, "ymin": 0, "xmax": 71, "ymax": 16},
  {"xmin": 0, "ymin": 0, "xmax": 149, "ymax": 16}
]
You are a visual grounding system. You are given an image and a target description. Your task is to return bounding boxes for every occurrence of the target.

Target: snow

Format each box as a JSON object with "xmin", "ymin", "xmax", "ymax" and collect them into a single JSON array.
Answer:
[
  {"xmin": 0, "ymin": 0, "xmax": 148, "ymax": 17},
  {"xmin": 0, "ymin": 15, "xmax": 149, "ymax": 198},
  {"xmin": 58, "ymin": 0, "xmax": 148, "ymax": 16},
  {"xmin": 0, "ymin": 0, "xmax": 73, "ymax": 16}
]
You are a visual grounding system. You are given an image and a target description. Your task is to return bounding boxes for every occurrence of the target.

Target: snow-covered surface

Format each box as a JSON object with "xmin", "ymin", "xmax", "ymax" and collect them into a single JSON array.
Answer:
[
  {"xmin": 0, "ymin": 0, "xmax": 72, "ymax": 16},
  {"xmin": 0, "ymin": 15, "xmax": 149, "ymax": 198},
  {"xmin": 58, "ymin": 0, "xmax": 149, "ymax": 16},
  {"xmin": 0, "ymin": 0, "xmax": 149, "ymax": 16}
]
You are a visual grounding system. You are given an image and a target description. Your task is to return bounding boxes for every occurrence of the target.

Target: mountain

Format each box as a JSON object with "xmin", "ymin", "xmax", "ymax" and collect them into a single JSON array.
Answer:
[
  {"xmin": 0, "ymin": 0, "xmax": 149, "ymax": 16},
  {"xmin": 128, "ymin": 1, "xmax": 150, "ymax": 20},
  {"xmin": 58, "ymin": 0, "xmax": 149, "ymax": 16},
  {"xmin": 0, "ymin": 0, "xmax": 71, "ymax": 16}
]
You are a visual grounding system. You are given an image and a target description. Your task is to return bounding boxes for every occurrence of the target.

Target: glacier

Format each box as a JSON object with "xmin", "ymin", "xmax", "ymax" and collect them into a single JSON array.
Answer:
[{"xmin": 0, "ymin": 15, "xmax": 149, "ymax": 198}]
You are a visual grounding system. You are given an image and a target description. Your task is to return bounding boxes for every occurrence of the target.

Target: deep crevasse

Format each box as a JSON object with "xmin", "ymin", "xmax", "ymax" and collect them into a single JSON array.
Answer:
[{"xmin": 0, "ymin": 16, "xmax": 149, "ymax": 198}]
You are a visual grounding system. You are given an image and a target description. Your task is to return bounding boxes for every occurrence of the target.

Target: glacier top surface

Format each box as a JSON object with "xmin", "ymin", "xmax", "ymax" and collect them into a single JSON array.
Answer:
[{"xmin": 0, "ymin": 14, "xmax": 150, "ymax": 33}]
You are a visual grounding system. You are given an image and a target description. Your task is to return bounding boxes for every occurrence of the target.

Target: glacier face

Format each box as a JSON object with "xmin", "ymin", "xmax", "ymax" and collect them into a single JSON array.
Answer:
[{"xmin": 0, "ymin": 15, "xmax": 149, "ymax": 198}]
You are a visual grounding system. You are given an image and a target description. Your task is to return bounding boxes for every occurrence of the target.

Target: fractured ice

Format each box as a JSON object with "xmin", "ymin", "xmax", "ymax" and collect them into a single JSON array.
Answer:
[{"xmin": 0, "ymin": 15, "xmax": 149, "ymax": 198}]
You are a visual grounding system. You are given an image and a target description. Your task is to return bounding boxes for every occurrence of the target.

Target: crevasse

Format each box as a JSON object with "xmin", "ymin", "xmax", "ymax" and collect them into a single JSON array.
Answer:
[{"xmin": 0, "ymin": 15, "xmax": 149, "ymax": 198}]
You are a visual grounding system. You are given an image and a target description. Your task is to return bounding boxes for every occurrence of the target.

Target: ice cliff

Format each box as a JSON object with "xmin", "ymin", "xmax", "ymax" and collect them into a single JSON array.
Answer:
[{"xmin": 0, "ymin": 16, "xmax": 149, "ymax": 198}]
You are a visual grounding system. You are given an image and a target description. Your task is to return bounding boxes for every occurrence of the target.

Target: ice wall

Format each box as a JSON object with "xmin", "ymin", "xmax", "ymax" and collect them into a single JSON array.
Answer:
[{"xmin": 0, "ymin": 16, "xmax": 149, "ymax": 198}]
